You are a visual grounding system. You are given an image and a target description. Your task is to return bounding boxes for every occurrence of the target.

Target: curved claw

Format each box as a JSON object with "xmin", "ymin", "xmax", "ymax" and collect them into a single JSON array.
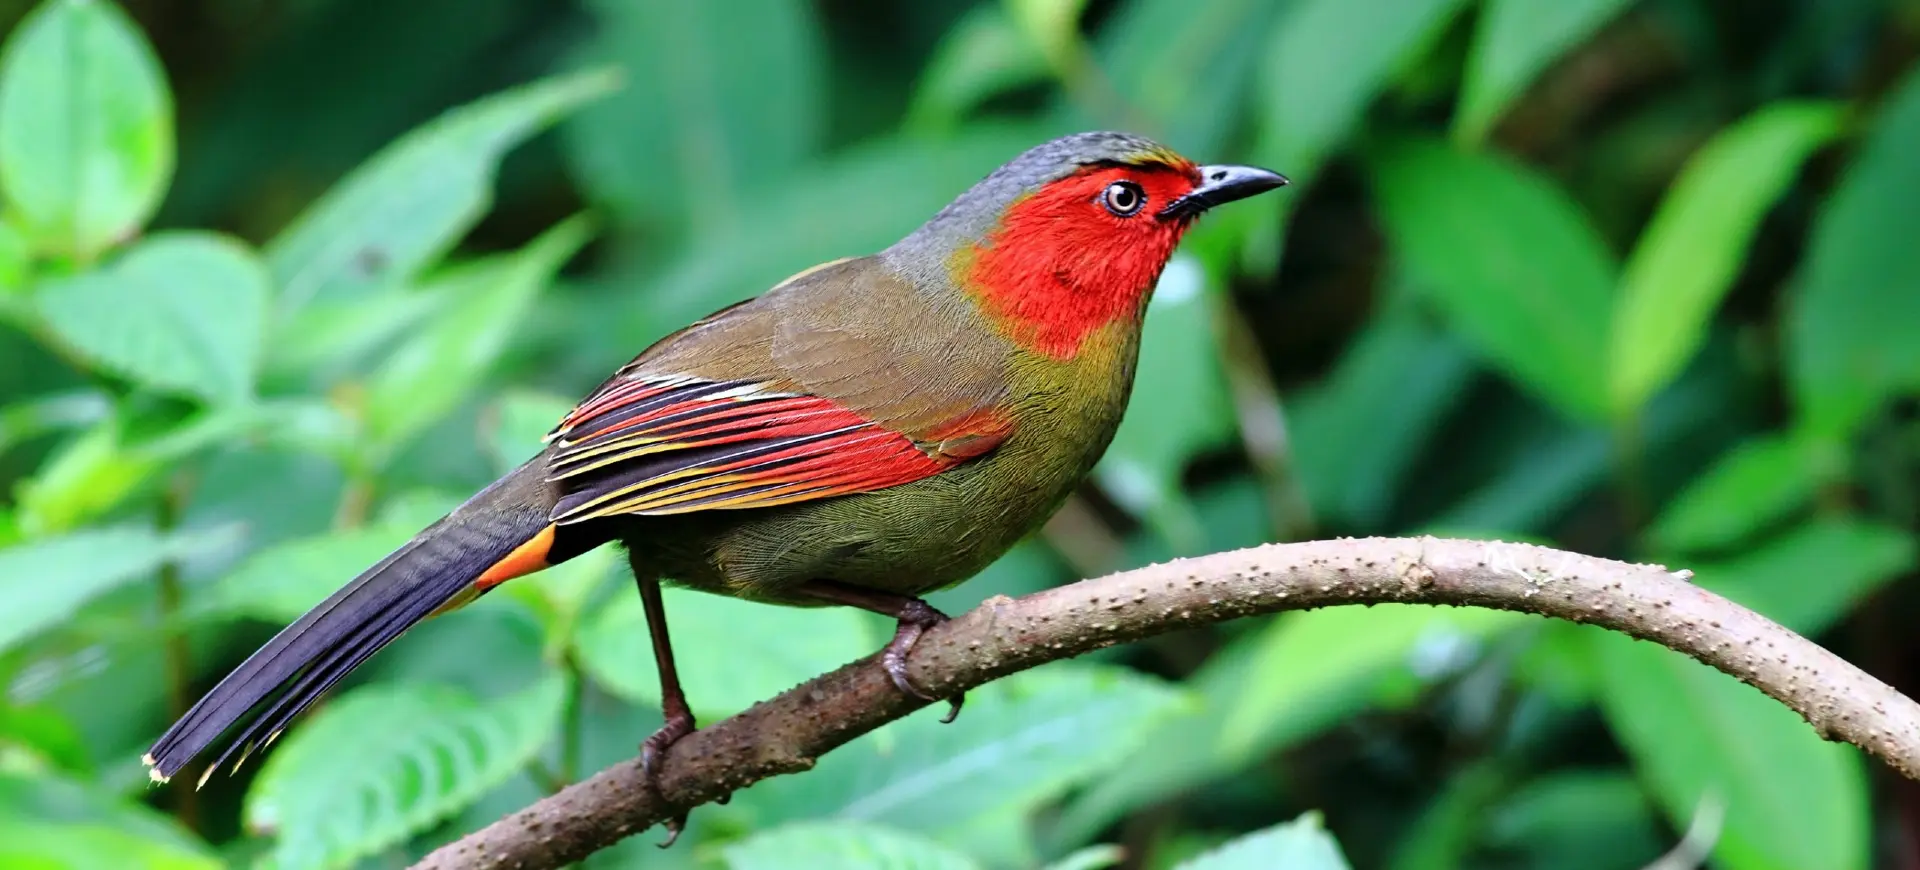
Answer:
[
  {"xmin": 657, "ymin": 813, "xmax": 687, "ymax": 849},
  {"xmin": 880, "ymin": 604, "xmax": 966, "ymax": 723},
  {"xmin": 639, "ymin": 711, "xmax": 697, "ymax": 847}
]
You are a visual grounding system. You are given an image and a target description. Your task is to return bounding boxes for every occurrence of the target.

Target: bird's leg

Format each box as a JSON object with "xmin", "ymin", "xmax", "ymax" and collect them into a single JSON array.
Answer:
[
  {"xmin": 631, "ymin": 566, "xmax": 697, "ymax": 847},
  {"xmin": 794, "ymin": 580, "xmax": 963, "ymax": 723}
]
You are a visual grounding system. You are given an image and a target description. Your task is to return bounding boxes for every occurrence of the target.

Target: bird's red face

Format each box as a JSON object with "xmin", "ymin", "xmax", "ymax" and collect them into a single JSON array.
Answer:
[{"xmin": 964, "ymin": 156, "xmax": 1284, "ymax": 360}]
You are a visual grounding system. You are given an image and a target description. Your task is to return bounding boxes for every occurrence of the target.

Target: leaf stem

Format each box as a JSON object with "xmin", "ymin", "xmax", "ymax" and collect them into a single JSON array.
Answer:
[{"xmin": 156, "ymin": 475, "xmax": 200, "ymax": 833}]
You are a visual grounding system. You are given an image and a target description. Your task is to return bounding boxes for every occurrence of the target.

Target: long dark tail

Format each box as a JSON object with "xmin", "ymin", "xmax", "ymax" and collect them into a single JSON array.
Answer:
[{"xmin": 145, "ymin": 460, "xmax": 569, "ymax": 786}]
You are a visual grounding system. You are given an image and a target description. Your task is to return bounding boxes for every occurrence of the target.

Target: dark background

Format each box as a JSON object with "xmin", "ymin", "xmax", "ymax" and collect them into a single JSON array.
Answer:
[{"xmin": 0, "ymin": 0, "xmax": 1918, "ymax": 868}]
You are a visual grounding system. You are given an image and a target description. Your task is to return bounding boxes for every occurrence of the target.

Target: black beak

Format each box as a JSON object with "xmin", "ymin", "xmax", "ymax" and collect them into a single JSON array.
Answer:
[{"xmin": 1157, "ymin": 164, "xmax": 1290, "ymax": 220}]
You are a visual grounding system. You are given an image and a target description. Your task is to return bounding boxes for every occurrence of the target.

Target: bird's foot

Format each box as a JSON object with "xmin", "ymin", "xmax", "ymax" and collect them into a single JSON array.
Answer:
[
  {"xmin": 639, "ymin": 710, "xmax": 697, "ymax": 847},
  {"xmin": 882, "ymin": 600, "xmax": 964, "ymax": 724}
]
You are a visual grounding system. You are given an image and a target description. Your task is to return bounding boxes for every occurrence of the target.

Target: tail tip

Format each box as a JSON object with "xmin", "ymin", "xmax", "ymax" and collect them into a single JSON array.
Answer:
[{"xmin": 142, "ymin": 754, "xmax": 170, "ymax": 785}]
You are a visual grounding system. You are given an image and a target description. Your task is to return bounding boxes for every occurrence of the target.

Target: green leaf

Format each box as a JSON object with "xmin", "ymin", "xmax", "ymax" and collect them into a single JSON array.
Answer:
[
  {"xmin": 0, "ymin": 772, "xmax": 210, "ymax": 856},
  {"xmin": 1646, "ymin": 432, "xmax": 1839, "ymax": 555},
  {"xmin": 737, "ymin": 665, "xmax": 1183, "ymax": 839},
  {"xmin": 562, "ymin": 0, "xmax": 822, "ymax": 233},
  {"xmin": 11, "ymin": 414, "xmax": 157, "ymax": 534},
  {"xmin": 1005, "ymin": 0, "xmax": 1091, "ymax": 70},
  {"xmin": 722, "ymin": 822, "xmax": 983, "ymax": 870},
  {"xmin": 1483, "ymin": 771, "xmax": 1663, "ymax": 869},
  {"xmin": 1592, "ymin": 632, "xmax": 1868, "ymax": 870},
  {"xmin": 0, "ymin": 390, "xmax": 110, "ymax": 457},
  {"xmin": 1045, "ymin": 845, "xmax": 1127, "ymax": 870},
  {"xmin": 1689, "ymin": 517, "xmax": 1916, "ymax": 637},
  {"xmin": 573, "ymin": 584, "xmax": 877, "ymax": 718},
  {"xmin": 0, "ymin": 820, "xmax": 217, "ymax": 870},
  {"xmin": 361, "ymin": 214, "xmax": 591, "ymax": 450},
  {"xmin": 1259, "ymin": 0, "xmax": 1467, "ymax": 177},
  {"xmin": 0, "ymin": 525, "xmax": 221, "ymax": 654},
  {"xmin": 245, "ymin": 674, "xmax": 568, "ymax": 870},
  {"xmin": 199, "ymin": 523, "xmax": 417, "ymax": 623},
  {"xmin": 36, "ymin": 231, "xmax": 269, "ymax": 404},
  {"xmin": 1372, "ymin": 139, "xmax": 1614, "ymax": 420},
  {"xmin": 1220, "ymin": 604, "xmax": 1524, "ymax": 756},
  {"xmin": 1455, "ymin": 0, "xmax": 1638, "ymax": 144},
  {"xmin": 485, "ymin": 389, "xmax": 572, "ymax": 472},
  {"xmin": 906, "ymin": 5, "xmax": 1049, "ymax": 132},
  {"xmin": 1084, "ymin": 0, "xmax": 1285, "ymax": 156},
  {"xmin": 1176, "ymin": 812, "xmax": 1353, "ymax": 870},
  {"xmin": 1789, "ymin": 65, "xmax": 1920, "ymax": 436},
  {"xmin": 1610, "ymin": 102, "xmax": 1842, "ymax": 414},
  {"xmin": 1058, "ymin": 606, "xmax": 1516, "ymax": 843},
  {"xmin": 0, "ymin": 0, "xmax": 172, "ymax": 258},
  {"xmin": 265, "ymin": 69, "xmax": 614, "ymax": 315},
  {"xmin": 0, "ymin": 218, "xmax": 29, "ymax": 293},
  {"xmin": 1290, "ymin": 287, "xmax": 1476, "ymax": 527},
  {"xmin": 1095, "ymin": 255, "xmax": 1233, "ymax": 551},
  {"xmin": 615, "ymin": 125, "xmax": 1048, "ymax": 344}
]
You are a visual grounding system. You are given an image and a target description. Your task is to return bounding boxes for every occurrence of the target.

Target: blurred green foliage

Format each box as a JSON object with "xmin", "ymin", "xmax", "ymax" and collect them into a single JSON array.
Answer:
[{"xmin": 0, "ymin": 0, "xmax": 1916, "ymax": 868}]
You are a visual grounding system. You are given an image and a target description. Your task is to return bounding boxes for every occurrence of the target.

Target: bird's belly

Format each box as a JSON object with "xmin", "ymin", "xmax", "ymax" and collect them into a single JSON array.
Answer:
[{"xmin": 634, "ymin": 431, "xmax": 1103, "ymax": 605}]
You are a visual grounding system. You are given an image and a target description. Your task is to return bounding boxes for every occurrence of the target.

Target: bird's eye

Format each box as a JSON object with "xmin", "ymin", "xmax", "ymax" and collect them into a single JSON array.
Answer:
[{"xmin": 1100, "ymin": 180, "xmax": 1146, "ymax": 217}]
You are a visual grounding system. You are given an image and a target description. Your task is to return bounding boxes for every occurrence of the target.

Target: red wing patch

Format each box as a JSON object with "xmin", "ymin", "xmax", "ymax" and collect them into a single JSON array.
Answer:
[{"xmin": 545, "ymin": 376, "xmax": 1010, "ymax": 523}]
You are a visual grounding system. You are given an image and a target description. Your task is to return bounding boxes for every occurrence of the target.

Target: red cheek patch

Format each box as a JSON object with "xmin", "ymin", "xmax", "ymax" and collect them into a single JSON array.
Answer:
[{"xmin": 966, "ymin": 165, "xmax": 1199, "ymax": 359}]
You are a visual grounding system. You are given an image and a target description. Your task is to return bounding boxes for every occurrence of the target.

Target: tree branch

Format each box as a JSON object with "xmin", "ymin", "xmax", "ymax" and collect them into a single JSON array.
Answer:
[{"xmin": 413, "ymin": 536, "xmax": 1920, "ymax": 869}]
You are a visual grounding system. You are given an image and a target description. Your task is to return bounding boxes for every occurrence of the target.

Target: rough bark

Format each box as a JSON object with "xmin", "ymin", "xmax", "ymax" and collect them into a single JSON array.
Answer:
[{"xmin": 413, "ymin": 537, "xmax": 1920, "ymax": 869}]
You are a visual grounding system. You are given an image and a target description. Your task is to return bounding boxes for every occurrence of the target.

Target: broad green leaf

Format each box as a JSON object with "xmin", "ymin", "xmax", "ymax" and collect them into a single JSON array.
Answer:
[
  {"xmin": 736, "ymin": 665, "xmax": 1183, "ymax": 840},
  {"xmin": 0, "ymin": 0, "xmax": 172, "ymax": 258},
  {"xmin": 265, "ymin": 70, "xmax": 614, "ymax": 315},
  {"xmin": 0, "ymin": 218, "xmax": 28, "ymax": 293},
  {"xmin": 1045, "ymin": 846, "xmax": 1126, "ymax": 870},
  {"xmin": 246, "ymin": 674, "xmax": 568, "ymax": 870},
  {"xmin": 10, "ymin": 413, "xmax": 154, "ymax": 534},
  {"xmin": 1688, "ymin": 517, "xmax": 1916, "ymax": 637},
  {"xmin": 1096, "ymin": 255, "xmax": 1233, "ymax": 551},
  {"xmin": 1290, "ymin": 287, "xmax": 1475, "ymax": 526},
  {"xmin": 0, "ymin": 703, "xmax": 90, "ymax": 773},
  {"xmin": 485, "ymin": 389, "xmax": 573, "ymax": 471},
  {"xmin": 1455, "ymin": 0, "xmax": 1638, "ymax": 144},
  {"xmin": 1220, "ymin": 604, "xmax": 1524, "ymax": 755},
  {"xmin": 0, "ymin": 525, "xmax": 218, "ymax": 654},
  {"xmin": 907, "ymin": 5, "xmax": 1049, "ymax": 132},
  {"xmin": 1593, "ymin": 632, "xmax": 1868, "ymax": 870},
  {"xmin": 263, "ymin": 287, "xmax": 446, "ymax": 385},
  {"xmin": 1610, "ymin": 103, "xmax": 1842, "ymax": 414},
  {"xmin": 361, "ymin": 215, "xmax": 591, "ymax": 450},
  {"xmin": 1058, "ymin": 607, "xmax": 1516, "ymax": 842},
  {"xmin": 1646, "ymin": 432, "xmax": 1839, "ymax": 555},
  {"xmin": 0, "ymin": 390, "xmax": 110, "ymax": 457},
  {"xmin": 722, "ymin": 822, "xmax": 982, "ymax": 870},
  {"xmin": 617, "ymin": 125, "xmax": 1047, "ymax": 344},
  {"xmin": 36, "ymin": 231, "xmax": 269, "ymax": 404},
  {"xmin": 1176, "ymin": 812, "xmax": 1352, "ymax": 870},
  {"xmin": 1005, "ymin": 0, "xmax": 1091, "ymax": 69},
  {"xmin": 1789, "ymin": 65, "xmax": 1920, "ymax": 436},
  {"xmin": 1083, "ymin": 0, "xmax": 1285, "ymax": 156},
  {"xmin": 1483, "ymin": 771, "xmax": 1663, "ymax": 869},
  {"xmin": 199, "ymin": 523, "xmax": 417, "ymax": 623},
  {"xmin": 562, "ymin": 0, "xmax": 822, "ymax": 233},
  {"xmin": 1372, "ymin": 139, "xmax": 1614, "ymax": 420},
  {"xmin": 0, "ymin": 772, "xmax": 209, "ymax": 856},
  {"xmin": 1259, "ymin": 0, "xmax": 1467, "ymax": 177},
  {"xmin": 573, "ymin": 583, "xmax": 877, "ymax": 718},
  {"xmin": 0, "ymin": 820, "xmax": 217, "ymax": 870}
]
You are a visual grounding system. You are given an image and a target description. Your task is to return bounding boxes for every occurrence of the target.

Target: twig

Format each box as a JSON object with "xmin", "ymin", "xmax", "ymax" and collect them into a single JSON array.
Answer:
[{"xmin": 412, "ymin": 537, "xmax": 1920, "ymax": 869}]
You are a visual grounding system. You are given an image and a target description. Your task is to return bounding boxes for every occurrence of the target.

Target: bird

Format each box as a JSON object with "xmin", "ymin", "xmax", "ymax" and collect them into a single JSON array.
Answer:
[{"xmin": 143, "ymin": 130, "xmax": 1287, "ymax": 839}]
